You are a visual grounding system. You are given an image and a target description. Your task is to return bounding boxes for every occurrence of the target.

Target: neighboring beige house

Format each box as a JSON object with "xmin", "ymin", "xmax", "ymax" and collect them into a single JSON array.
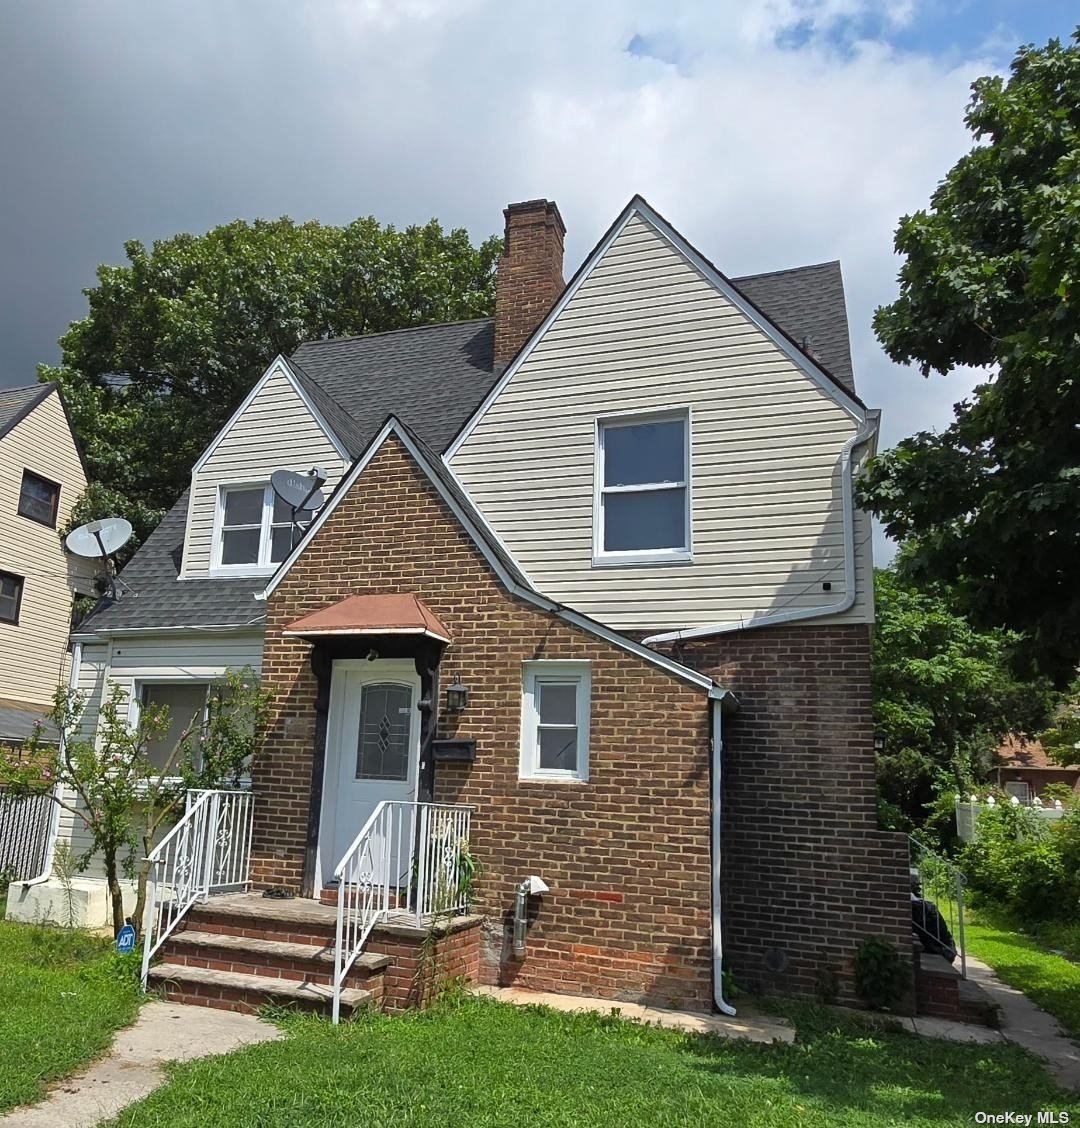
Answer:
[{"xmin": 0, "ymin": 382, "xmax": 90, "ymax": 744}]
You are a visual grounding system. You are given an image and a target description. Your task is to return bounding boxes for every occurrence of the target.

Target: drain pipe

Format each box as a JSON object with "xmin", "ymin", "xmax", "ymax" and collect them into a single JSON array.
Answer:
[
  {"xmin": 711, "ymin": 696, "xmax": 736, "ymax": 1017},
  {"xmin": 643, "ymin": 414, "xmax": 879, "ymax": 646},
  {"xmin": 18, "ymin": 640, "xmax": 81, "ymax": 888}
]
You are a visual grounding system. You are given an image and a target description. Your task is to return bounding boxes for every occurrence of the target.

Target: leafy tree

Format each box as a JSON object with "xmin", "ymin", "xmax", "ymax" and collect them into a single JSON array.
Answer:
[
  {"xmin": 0, "ymin": 670, "xmax": 269, "ymax": 937},
  {"xmin": 873, "ymin": 568, "xmax": 1055, "ymax": 831},
  {"xmin": 1039, "ymin": 677, "xmax": 1080, "ymax": 766},
  {"xmin": 44, "ymin": 216, "xmax": 501, "ymax": 539},
  {"xmin": 859, "ymin": 30, "xmax": 1080, "ymax": 685}
]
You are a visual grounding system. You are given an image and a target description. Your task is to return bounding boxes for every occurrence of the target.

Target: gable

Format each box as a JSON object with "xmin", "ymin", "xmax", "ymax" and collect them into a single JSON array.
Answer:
[
  {"xmin": 447, "ymin": 201, "xmax": 874, "ymax": 634},
  {"xmin": 181, "ymin": 359, "xmax": 349, "ymax": 577}
]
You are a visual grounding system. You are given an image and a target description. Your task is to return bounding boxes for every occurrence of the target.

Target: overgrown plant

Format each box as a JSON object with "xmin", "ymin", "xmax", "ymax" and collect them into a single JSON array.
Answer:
[
  {"xmin": 51, "ymin": 842, "xmax": 80, "ymax": 930},
  {"xmin": 853, "ymin": 937, "xmax": 908, "ymax": 1011},
  {"xmin": 0, "ymin": 669, "xmax": 270, "ymax": 937}
]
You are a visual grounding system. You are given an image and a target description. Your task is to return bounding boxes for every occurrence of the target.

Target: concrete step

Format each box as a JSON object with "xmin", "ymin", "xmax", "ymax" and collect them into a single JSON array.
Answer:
[
  {"xmin": 147, "ymin": 962, "xmax": 372, "ymax": 1016},
  {"xmin": 186, "ymin": 895, "xmax": 339, "ymax": 945},
  {"xmin": 162, "ymin": 930, "xmax": 391, "ymax": 990}
]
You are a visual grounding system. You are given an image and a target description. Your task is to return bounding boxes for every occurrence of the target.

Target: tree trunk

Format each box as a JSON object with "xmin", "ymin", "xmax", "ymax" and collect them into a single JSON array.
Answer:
[
  {"xmin": 131, "ymin": 834, "xmax": 153, "ymax": 939},
  {"xmin": 103, "ymin": 853, "xmax": 125, "ymax": 938}
]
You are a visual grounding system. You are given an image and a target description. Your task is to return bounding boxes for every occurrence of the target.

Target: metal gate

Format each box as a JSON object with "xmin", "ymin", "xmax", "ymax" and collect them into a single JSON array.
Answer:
[{"xmin": 0, "ymin": 788, "xmax": 53, "ymax": 882}]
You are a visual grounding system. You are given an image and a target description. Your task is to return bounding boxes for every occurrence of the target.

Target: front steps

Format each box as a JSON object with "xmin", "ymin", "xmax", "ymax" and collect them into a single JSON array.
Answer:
[{"xmin": 147, "ymin": 892, "xmax": 483, "ymax": 1016}]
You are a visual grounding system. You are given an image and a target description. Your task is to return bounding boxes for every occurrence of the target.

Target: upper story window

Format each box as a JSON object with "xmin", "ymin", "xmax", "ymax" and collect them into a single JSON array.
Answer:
[
  {"xmin": 594, "ymin": 412, "xmax": 691, "ymax": 566},
  {"xmin": 18, "ymin": 470, "xmax": 60, "ymax": 527},
  {"xmin": 520, "ymin": 660, "xmax": 591, "ymax": 782},
  {"xmin": 213, "ymin": 484, "xmax": 314, "ymax": 572},
  {"xmin": 0, "ymin": 571, "xmax": 24, "ymax": 624}
]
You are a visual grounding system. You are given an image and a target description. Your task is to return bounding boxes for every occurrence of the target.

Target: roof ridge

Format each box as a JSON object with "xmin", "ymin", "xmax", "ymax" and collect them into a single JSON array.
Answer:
[{"xmin": 292, "ymin": 316, "xmax": 493, "ymax": 352}]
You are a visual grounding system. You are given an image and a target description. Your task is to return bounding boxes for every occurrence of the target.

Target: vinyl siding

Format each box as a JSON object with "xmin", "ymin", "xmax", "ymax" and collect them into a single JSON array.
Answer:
[
  {"xmin": 0, "ymin": 391, "xmax": 90, "ymax": 708},
  {"xmin": 450, "ymin": 212, "xmax": 874, "ymax": 631},
  {"xmin": 182, "ymin": 362, "xmax": 346, "ymax": 576},
  {"xmin": 54, "ymin": 634, "xmax": 263, "ymax": 876}
]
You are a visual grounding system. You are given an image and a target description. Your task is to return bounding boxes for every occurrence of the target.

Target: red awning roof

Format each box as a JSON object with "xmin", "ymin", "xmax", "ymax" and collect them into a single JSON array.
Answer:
[{"xmin": 283, "ymin": 594, "xmax": 452, "ymax": 643}]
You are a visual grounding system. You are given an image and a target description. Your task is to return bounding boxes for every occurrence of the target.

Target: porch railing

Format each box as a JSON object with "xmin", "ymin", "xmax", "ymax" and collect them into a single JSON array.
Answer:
[
  {"xmin": 140, "ymin": 788, "xmax": 254, "ymax": 988},
  {"xmin": 908, "ymin": 836, "xmax": 967, "ymax": 979},
  {"xmin": 332, "ymin": 800, "xmax": 472, "ymax": 1023}
]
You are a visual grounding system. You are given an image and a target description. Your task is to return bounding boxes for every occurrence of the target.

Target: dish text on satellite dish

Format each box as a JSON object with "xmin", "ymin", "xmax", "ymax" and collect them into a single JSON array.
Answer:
[{"xmin": 65, "ymin": 517, "xmax": 134, "ymax": 559}]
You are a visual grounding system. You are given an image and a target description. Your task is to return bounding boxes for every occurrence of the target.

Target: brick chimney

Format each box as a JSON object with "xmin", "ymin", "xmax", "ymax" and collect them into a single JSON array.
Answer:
[{"xmin": 493, "ymin": 199, "xmax": 566, "ymax": 366}]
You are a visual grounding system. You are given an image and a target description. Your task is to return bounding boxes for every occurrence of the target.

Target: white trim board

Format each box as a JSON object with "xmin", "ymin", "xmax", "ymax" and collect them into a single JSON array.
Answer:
[
  {"xmin": 444, "ymin": 195, "xmax": 865, "ymax": 463},
  {"xmin": 259, "ymin": 417, "xmax": 729, "ymax": 701}
]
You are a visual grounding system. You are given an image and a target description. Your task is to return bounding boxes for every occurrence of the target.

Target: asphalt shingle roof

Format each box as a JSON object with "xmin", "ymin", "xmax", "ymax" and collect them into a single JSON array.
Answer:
[
  {"xmin": 81, "ymin": 255, "xmax": 859, "ymax": 634},
  {"xmin": 0, "ymin": 383, "xmax": 54, "ymax": 442}
]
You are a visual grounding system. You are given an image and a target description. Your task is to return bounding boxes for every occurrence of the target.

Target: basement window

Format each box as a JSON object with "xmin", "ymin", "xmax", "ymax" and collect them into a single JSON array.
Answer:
[
  {"xmin": 594, "ymin": 412, "xmax": 691, "ymax": 565},
  {"xmin": 520, "ymin": 661, "xmax": 591, "ymax": 782}
]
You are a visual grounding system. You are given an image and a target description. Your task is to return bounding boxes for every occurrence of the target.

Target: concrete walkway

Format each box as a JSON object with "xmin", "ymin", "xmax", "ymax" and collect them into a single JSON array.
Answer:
[
  {"xmin": 470, "ymin": 984, "xmax": 794, "ymax": 1043},
  {"xmin": 0, "ymin": 1001, "xmax": 281, "ymax": 1128}
]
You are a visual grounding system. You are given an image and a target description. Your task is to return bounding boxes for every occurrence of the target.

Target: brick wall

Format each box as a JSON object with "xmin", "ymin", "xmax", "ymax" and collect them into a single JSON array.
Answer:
[
  {"xmin": 256, "ymin": 434, "xmax": 716, "ymax": 1010},
  {"xmin": 493, "ymin": 200, "xmax": 565, "ymax": 365},
  {"xmin": 657, "ymin": 625, "xmax": 913, "ymax": 1005}
]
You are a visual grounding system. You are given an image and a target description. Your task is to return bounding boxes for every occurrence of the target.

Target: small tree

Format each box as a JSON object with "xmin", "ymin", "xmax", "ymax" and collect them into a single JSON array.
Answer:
[{"xmin": 0, "ymin": 669, "xmax": 269, "ymax": 937}]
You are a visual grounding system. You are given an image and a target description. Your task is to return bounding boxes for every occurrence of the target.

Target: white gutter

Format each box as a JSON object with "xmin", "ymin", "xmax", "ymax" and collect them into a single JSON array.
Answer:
[
  {"xmin": 20, "ymin": 641, "xmax": 81, "ymax": 887},
  {"xmin": 643, "ymin": 415, "xmax": 879, "ymax": 646},
  {"xmin": 711, "ymin": 696, "xmax": 736, "ymax": 1016}
]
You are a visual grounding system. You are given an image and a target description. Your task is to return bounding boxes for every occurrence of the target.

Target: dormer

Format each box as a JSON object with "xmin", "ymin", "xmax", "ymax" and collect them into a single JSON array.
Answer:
[{"xmin": 180, "ymin": 357, "xmax": 350, "ymax": 578}]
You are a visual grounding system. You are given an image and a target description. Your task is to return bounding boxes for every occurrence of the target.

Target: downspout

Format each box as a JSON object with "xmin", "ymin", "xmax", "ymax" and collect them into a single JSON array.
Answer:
[
  {"xmin": 19, "ymin": 640, "xmax": 82, "ymax": 887},
  {"xmin": 711, "ymin": 695, "xmax": 736, "ymax": 1016},
  {"xmin": 643, "ymin": 414, "xmax": 879, "ymax": 646}
]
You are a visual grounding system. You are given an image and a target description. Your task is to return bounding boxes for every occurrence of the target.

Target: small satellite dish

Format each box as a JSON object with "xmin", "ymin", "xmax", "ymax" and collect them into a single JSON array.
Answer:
[
  {"xmin": 65, "ymin": 518, "xmax": 134, "ymax": 601},
  {"xmin": 65, "ymin": 518, "xmax": 134, "ymax": 559},
  {"xmin": 271, "ymin": 468, "xmax": 326, "ymax": 513}
]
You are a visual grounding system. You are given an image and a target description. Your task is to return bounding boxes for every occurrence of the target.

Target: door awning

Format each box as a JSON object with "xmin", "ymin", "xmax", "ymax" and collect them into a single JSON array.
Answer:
[{"xmin": 282, "ymin": 593, "xmax": 452, "ymax": 643}]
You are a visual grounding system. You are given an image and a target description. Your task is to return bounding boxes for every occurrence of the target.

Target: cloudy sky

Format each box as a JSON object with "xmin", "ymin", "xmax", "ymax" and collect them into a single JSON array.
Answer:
[{"xmin": 1, "ymin": 0, "xmax": 1075, "ymax": 554}]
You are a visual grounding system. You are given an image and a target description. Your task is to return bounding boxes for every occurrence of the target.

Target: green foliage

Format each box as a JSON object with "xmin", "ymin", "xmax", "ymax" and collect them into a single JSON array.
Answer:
[
  {"xmin": 101, "ymin": 994, "xmax": 1073, "ymax": 1127},
  {"xmin": 1039, "ymin": 676, "xmax": 1080, "ymax": 767},
  {"xmin": 961, "ymin": 803, "xmax": 1080, "ymax": 921},
  {"xmin": 44, "ymin": 214, "xmax": 501, "ymax": 540},
  {"xmin": 858, "ymin": 30, "xmax": 1080, "ymax": 685},
  {"xmin": 0, "ymin": 669, "xmax": 270, "ymax": 936},
  {"xmin": 0, "ymin": 921, "xmax": 142, "ymax": 1113},
  {"xmin": 965, "ymin": 906, "xmax": 1080, "ymax": 1039},
  {"xmin": 852, "ymin": 937, "xmax": 908, "ymax": 1011},
  {"xmin": 872, "ymin": 567, "xmax": 1055, "ymax": 829}
]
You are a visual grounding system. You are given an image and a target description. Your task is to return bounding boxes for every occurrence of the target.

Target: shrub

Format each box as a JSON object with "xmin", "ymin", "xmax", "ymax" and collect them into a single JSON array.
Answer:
[{"xmin": 854, "ymin": 937, "xmax": 908, "ymax": 1010}]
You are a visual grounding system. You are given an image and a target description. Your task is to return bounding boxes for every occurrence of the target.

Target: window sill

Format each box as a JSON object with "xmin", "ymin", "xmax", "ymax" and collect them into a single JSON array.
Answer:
[
  {"xmin": 591, "ymin": 550, "xmax": 692, "ymax": 568},
  {"xmin": 17, "ymin": 511, "xmax": 58, "ymax": 529},
  {"xmin": 207, "ymin": 565, "xmax": 279, "ymax": 579},
  {"xmin": 518, "ymin": 774, "xmax": 589, "ymax": 785}
]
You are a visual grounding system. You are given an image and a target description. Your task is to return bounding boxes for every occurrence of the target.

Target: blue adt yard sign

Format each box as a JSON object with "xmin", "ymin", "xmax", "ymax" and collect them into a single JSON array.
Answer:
[{"xmin": 116, "ymin": 924, "xmax": 136, "ymax": 954}]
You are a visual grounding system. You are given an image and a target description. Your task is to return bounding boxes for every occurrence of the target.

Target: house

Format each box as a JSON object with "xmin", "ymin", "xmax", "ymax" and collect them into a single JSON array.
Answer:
[
  {"xmin": 0, "ymin": 383, "xmax": 90, "ymax": 745},
  {"xmin": 9, "ymin": 197, "xmax": 911, "ymax": 1015},
  {"xmin": 994, "ymin": 736, "xmax": 1080, "ymax": 803}
]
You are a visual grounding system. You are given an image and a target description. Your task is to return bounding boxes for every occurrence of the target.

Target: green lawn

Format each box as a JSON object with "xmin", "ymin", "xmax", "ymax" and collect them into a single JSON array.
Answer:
[
  {"xmin": 0, "ymin": 920, "xmax": 143, "ymax": 1112},
  {"xmin": 106, "ymin": 995, "xmax": 1076, "ymax": 1128},
  {"xmin": 965, "ymin": 906, "xmax": 1080, "ymax": 1039}
]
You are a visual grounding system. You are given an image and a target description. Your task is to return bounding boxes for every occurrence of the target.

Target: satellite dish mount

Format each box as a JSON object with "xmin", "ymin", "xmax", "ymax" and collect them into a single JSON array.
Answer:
[
  {"xmin": 270, "ymin": 467, "xmax": 327, "ymax": 550},
  {"xmin": 65, "ymin": 517, "xmax": 135, "ymax": 601}
]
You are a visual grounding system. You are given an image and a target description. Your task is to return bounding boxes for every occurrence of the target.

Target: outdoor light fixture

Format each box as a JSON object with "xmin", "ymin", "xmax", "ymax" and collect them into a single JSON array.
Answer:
[
  {"xmin": 873, "ymin": 733, "xmax": 886, "ymax": 753},
  {"xmin": 445, "ymin": 675, "xmax": 469, "ymax": 713}
]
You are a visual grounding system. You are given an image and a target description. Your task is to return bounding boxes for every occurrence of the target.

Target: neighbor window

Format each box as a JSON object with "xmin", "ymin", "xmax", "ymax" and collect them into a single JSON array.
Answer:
[
  {"xmin": 595, "ymin": 413, "xmax": 690, "ymax": 563},
  {"xmin": 0, "ymin": 571, "xmax": 24, "ymax": 624},
  {"xmin": 215, "ymin": 484, "xmax": 314, "ymax": 570},
  {"xmin": 520, "ymin": 661, "xmax": 591, "ymax": 782},
  {"xmin": 1004, "ymin": 781, "xmax": 1032, "ymax": 805},
  {"xmin": 17, "ymin": 470, "xmax": 60, "ymax": 527},
  {"xmin": 139, "ymin": 682, "xmax": 211, "ymax": 774}
]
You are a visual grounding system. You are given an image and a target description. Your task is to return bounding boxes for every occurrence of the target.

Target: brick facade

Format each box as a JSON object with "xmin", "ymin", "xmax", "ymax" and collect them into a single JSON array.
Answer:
[
  {"xmin": 659, "ymin": 625, "xmax": 913, "ymax": 1005},
  {"xmin": 253, "ymin": 433, "xmax": 910, "ymax": 1011},
  {"xmin": 493, "ymin": 199, "xmax": 565, "ymax": 365},
  {"xmin": 255, "ymin": 435, "xmax": 716, "ymax": 1009}
]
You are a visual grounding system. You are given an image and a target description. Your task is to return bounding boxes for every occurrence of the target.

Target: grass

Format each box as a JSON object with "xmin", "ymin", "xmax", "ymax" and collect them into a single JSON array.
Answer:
[
  {"xmin": 0, "ymin": 920, "xmax": 143, "ymax": 1113},
  {"xmin": 106, "ymin": 994, "xmax": 1077, "ymax": 1128},
  {"xmin": 965, "ymin": 905, "xmax": 1080, "ymax": 1039}
]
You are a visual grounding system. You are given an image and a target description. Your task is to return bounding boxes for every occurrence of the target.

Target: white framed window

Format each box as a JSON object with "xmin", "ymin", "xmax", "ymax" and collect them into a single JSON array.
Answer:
[
  {"xmin": 1004, "ymin": 780, "xmax": 1032, "ymax": 804},
  {"xmin": 593, "ymin": 410, "xmax": 691, "ymax": 566},
  {"xmin": 520, "ymin": 661, "xmax": 591, "ymax": 782},
  {"xmin": 135, "ymin": 681, "xmax": 211, "ymax": 775},
  {"xmin": 212, "ymin": 483, "xmax": 314, "ymax": 573}
]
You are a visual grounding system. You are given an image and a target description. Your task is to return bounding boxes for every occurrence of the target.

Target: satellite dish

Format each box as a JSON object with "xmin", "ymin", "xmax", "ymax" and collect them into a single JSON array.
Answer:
[
  {"xmin": 270, "ymin": 468, "xmax": 326, "ymax": 513},
  {"xmin": 65, "ymin": 518, "xmax": 134, "ymax": 559}
]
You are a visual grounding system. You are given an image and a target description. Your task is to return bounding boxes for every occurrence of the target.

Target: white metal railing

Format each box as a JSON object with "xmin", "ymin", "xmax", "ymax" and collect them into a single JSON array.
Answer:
[
  {"xmin": 332, "ymin": 800, "xmax": 472, "ymax": 1023},
  {"xmin": 909, "ymin": 836, "xmax": 967, "ymax": 979},
  {"xmin": 140, "ymin": 789, "xmax": 255, "ymax": 988}
]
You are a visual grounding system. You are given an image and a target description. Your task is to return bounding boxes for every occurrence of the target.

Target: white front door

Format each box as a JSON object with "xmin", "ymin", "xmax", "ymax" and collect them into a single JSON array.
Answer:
[{"xmin": 319, "ymin": 658, "xmax": 421, "ymax": 890}]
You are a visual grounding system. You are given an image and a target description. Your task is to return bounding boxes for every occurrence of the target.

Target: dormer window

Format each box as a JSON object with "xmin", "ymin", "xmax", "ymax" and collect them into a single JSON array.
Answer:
[
  {"xmin": 594, "ymin": 411, "xmax": 691, "ymax": 566},
  {"xmin": 213, "ymin": 484, "xmax": 314, "ymax": 572}
]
